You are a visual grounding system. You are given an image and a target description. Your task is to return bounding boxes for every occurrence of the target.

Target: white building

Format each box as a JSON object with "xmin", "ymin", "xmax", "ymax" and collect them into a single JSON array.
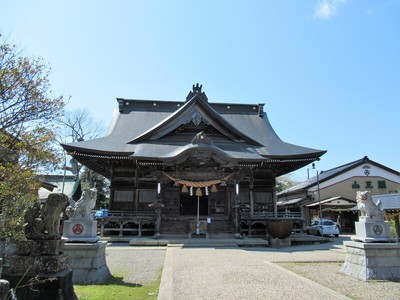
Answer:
[{"xmin": 277, "ymin": 156, "xmax": 400, "ymax": 232}]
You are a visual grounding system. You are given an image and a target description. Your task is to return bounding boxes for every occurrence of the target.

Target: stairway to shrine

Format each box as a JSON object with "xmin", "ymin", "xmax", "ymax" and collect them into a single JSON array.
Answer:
[
  {"xmin": 207, "ymin": 219, "xmax": 234, "ymax": 235},
  {"xmin": 160, "ymin": 218, "xmax": 234, "ymax": 236},
  {"xmin": 161, "ymin": 219, "xmax": 188, "ymax": 235}
]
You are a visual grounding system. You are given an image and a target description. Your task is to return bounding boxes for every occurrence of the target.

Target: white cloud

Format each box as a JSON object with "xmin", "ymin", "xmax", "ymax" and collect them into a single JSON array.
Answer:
[{"xmin": 314, "ymin": 0, "xmax": 346, "ymax": 20}]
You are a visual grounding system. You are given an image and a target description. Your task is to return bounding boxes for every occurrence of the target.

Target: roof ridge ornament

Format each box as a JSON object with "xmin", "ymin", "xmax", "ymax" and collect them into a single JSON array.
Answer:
[
  {"xmin": 191, "ymin": 131, "xmax": 212, "ymax": 144},
  {"xmin": 186, "ymin": 83, "xmax": 208, "ymax": 102},
  {"xmin": 191, "ymin": 111, "xmax": 207, "ymax": 126}
]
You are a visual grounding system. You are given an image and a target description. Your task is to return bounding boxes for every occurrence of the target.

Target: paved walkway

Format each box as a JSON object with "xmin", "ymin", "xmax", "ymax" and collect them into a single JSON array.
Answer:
[{"xmin": 157, "ymin": 237, "xmax": 350, "ymax": 300}]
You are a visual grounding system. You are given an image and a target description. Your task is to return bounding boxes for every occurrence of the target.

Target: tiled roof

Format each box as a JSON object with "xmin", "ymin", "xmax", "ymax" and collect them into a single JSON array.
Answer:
[
  {"xmin": 61, "ymin": 86, "xmax": 327, "ymax": 177},
  {"xmin": 277, "ymin": 156, "xmax": 378, "ymax": 196},
  {"xmin": 372, "ymin": 193, "xmax": 400, "ymax": 210},
  {"xmin": 63, "ymin": 94, "xmax": 325, "ymax": 161}
]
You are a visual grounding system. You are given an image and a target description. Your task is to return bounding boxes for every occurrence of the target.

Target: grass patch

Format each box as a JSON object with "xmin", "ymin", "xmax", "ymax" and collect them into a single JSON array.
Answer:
[{"xmin": 74, "ymin": 270, "xmax": 162, "ymax": 300}]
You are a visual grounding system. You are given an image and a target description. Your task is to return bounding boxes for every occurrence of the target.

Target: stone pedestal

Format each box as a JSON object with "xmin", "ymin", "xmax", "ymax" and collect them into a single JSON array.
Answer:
[
  {"xmin": 18, "ymin": 239, "xmax": 65, "ymax": 256},
  {"xmin": 0, "ymin": 259, "xmax": 9, "ymax": 300},
  {"xmin": 4, "ymin": 269, "xmax": 76, "ymax": 300},
  {"xmin": 352, "ymin": 221, "xmax": 396, "ymax": 243},
  {"xmin": 341, "ymin": 241, "xmax": 400, "ymax": 281},
  {"xmin": 63, "ymin": 220, "xmax": 100, "ymax": 242},
  {"xmin": 63, "ymin": 241, "xmax": 110, "ymax": 284},
  {"xmin": 269, "ymin": 237, "xmax": 291, "ymax": 247},
  {"xmin": 188, "ymin": 220, "xmax": 209, "ymax": 238},
  {"xmin": 0, "ymin": 279, "xmax": 10, "ymax": 300},
  {"xmin": 5, "ymin": 253, "xmax": 69, "ymax": 275},
  {"xmin": 2, "ymin": 239, "xmax": 76, "ymax": 300}
]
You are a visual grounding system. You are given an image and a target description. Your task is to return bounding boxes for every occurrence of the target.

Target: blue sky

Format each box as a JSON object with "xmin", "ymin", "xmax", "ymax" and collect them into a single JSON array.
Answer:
[{"xmin": 1, "ymin": 0, "xmax": 399, "ymax": 181}]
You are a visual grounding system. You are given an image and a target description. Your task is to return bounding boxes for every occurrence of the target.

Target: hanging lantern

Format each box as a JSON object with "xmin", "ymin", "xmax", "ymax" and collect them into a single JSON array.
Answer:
[
  {"xmin": 195, "ymin": 188, "xmax": 203, "ymax": 197},
  {"xmin": 182, "ymin": 185, "xmax": 188, "ymax": 193},
  {"xmin": 211, "ymin": 185, "xmax": 218, "ymax": 193}
]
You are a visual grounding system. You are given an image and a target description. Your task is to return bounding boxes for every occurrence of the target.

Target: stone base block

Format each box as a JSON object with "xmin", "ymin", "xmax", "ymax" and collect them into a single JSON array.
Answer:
[
  {"xmin": 341, "ymin": 241, "xmax": 400, "ymax": 281},
  {"xmin": 63, "ymin": 236, "xmax": 100, "ymax": 243},
  {"xmin": 63, "ymin": 241, "xmax": 110, "ymax": 284},
  {"xmin": 17, "ymin": 239, "xmax": 65, "ymax": 256},
  {"xmin": 3, "ymin": 268, "xmax": 77, "ymax": 300},
  {"xmin": 269, "ymin": 237, "xmax": 291, "ymax": 247},
  {"xmin": 0, "ymin": 279, "xmax": 10, "ymax": 300},
  {"xmin": 3, "ymin": 254, "xmax": 69, "ymax": 276},
  {"xmin": 63, "ymin": 220, "xmax": 98, "ymax": 240},
  {"xmin": 352, "ymin": 221, "xmax": 395, "ymax": 242}
]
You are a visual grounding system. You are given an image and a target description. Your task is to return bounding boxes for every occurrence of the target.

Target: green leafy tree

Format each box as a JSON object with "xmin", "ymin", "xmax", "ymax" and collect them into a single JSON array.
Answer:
[{"xmin": 0, "ymin": 37, "xmax": 65, "ymax": 240}]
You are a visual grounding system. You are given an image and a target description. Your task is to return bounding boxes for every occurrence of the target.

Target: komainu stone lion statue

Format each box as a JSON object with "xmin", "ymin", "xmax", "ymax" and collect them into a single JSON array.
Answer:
[
  {"xmin": 356, "ymin": 191, "xmax": 385, "ymax": 221},
  {"xmin": 24, "ymin": 193, "xmax": 69, "ymax": 240},
  {"xmin": 65, "ymin": 188, "xmax": 97, "ymax": 221}
]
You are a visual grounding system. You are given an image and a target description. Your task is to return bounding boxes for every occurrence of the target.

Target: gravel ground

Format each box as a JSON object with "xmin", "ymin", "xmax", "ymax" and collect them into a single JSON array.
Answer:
[
  {"xmin": 105, "ymin": 244, "xmax": 166, "ymax": 285},
  {"xmin": 104, "ymin": 237, "xmax": 400, "ymax": 300},
  {"xmin": 278, "ymin": 261, "xmax": 400, "ymax": 300}
]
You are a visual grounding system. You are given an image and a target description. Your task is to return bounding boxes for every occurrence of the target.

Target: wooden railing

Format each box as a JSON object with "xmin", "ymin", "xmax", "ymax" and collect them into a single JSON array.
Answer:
[
  {"xmin": 94, "ymin": 210, "xmax": 157, "ymax": 218},
  {"xmin": 94, "ymin": 210, "xmax": 157, "ymax": 237},
  {"xmin": 240, "ymin": 211, "xmax": 302, "ymax": 220}
]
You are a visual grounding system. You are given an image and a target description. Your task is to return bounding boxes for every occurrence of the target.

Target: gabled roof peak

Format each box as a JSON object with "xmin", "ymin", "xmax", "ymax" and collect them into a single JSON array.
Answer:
[{"xmin": 186, "ymin": 83, "xmax": 208, "ymax": 102}]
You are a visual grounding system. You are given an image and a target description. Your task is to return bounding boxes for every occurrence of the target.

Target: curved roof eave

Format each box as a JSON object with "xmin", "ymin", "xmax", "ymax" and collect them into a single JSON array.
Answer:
[
  {"xmin": 257, "ymin": 145, "xmax": 327, "ymax": 159},
  {"xmin": 61, "ymin": 142, "xmax": 134, "ymax": 157},
  {"xmin": 127, "ymin": 143, "xmax": 266, "ymax": 161}
]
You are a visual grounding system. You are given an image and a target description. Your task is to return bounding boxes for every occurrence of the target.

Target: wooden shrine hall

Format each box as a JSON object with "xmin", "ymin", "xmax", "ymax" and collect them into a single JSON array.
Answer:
[{"xmin": 62, "ymin": 84, "xmax": 326, "ymax": 237}]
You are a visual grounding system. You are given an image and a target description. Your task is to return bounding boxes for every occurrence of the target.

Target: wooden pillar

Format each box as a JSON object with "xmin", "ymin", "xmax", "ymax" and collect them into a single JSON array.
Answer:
[
  {"xmin": 234, "ymin": 193, "xmax": 240, "ymax": 235},
  {"xmin": 248, "ymin": 221, "xmax": 252, "ymax": 237},
  {"xmin": 155, "ymin": 205, "xmax": 162, "ymax": 236},
  {"xmin": 149, "ymin": 200, "xmax": 164, "ymax": 239},
  {"xmin": 273, "ymin": 188, "xmax": 278, "ymax": 217},
  {"xmin": 138, "ymin": 220, "xmax": 142, "ymax": 237},
  {"xmin": 395, "ymin": 213, "xmax": 400, "ymax": 238},
  {"xmin": 250, "ymin": 170, "xmax": 254, "ymax": 215},
  {"xmin": 134, "ymin": 168, "xmax": 138, "ymax": 188},
  {"xmin": 119, "ymin": 221, "xmax": 123, "ymax": 237}
]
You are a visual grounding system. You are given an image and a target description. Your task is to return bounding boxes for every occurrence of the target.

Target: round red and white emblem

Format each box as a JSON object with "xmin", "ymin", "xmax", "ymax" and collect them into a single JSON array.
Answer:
[{"xmin": 72, "ymin": 223, "xmax": 84, "ymax": 235}]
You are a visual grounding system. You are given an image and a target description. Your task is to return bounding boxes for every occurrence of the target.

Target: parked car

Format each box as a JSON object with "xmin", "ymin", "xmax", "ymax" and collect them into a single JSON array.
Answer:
[
  {"xmin": 306, "ymin": 219, "xmax": 339, "ymax": 237},
  {"xmin": 93, "ymin": 209, "xmax": 109, "ymax": 219}
]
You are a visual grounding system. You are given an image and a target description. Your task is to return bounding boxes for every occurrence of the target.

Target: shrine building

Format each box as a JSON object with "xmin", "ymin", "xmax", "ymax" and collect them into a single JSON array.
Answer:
[{"xmin": 61, "ymin": 84, "xmax": 326, "ymax": 237}]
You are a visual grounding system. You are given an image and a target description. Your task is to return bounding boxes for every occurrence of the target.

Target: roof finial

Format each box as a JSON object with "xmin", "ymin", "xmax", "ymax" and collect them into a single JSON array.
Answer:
[
  {"xmin": 193, "ymin": 83, "xmax": 202, "ymax": 93},
  {"xmin": 186, "ymin": 83, "xmax": 208, "ymax": 102}
]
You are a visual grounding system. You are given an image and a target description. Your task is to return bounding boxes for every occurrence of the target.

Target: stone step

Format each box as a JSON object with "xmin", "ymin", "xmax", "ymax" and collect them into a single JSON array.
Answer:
[
  {"xmin": 160, "ymin": 219, "xmax": 234, "ymax": 234},
  {"xmin": 208, "ymin": 220, "xmax": 234, "ymax": 233}
]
